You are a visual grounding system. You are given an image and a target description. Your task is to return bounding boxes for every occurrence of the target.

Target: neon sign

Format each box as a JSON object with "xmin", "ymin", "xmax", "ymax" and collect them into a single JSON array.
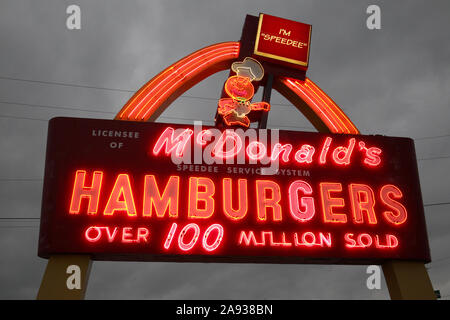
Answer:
[
  {"xmin": 152, "ymin": 128, "xmax": 381, "ymax": 167},
  {"xmin": 254, "ymin": 13, "xmax": 312, "ymax": 69},
  {"xmin": 38, "ymin": 117, "xmax": 430, "ymax": 264},
  {"xmin": 218, "ymin": 57, "xmax": 270, "ymax": 127}
]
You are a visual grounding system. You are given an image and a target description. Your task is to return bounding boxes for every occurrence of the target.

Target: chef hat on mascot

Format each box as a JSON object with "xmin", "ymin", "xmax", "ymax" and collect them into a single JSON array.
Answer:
[{"xmin": 231, "ymin": 57, "xmax": 265, "ymax": 82}]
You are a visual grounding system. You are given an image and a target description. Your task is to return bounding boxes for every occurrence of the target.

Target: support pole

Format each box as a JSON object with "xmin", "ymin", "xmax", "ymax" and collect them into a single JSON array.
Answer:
[
  {"xmin": 37, "ymin": 255, "xmax": 92, "ymax": 300},
  {"xmin": 382, "ymin": 260, "xmax": 436, "ymax": 300}
]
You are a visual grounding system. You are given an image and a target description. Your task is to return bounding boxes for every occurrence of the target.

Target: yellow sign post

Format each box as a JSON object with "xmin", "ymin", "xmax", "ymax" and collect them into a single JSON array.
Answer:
[
  {"xmin": 383, "ymin": 261, "xmax": 436, "ymax": 300},
  {"xmin": 37, "ymin": 255, "xmax": 92, "ymax": 300}
]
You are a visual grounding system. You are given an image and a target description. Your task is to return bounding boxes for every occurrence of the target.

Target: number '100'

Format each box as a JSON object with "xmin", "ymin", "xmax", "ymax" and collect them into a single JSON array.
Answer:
[{"xmin": 164, "ymin": 222, "xmax": 224, "ymax": 252}]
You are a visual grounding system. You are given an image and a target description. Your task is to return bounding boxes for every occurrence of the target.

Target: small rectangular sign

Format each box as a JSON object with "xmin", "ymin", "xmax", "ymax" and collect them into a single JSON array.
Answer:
[
  {"xmin": 38, "ymin": 117, "xmax": 430, "ymax": 264},
  {"xmin": 254, "ymin": 14, "xmax": 312, "ymax": 69}
]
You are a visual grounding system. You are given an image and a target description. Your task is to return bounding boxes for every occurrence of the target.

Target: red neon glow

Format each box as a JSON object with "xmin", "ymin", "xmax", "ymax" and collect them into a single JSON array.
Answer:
[
  {"xmin": 294, "ymin": 144, "xmax": 315, "ymax": 164},
  {"xmin": 85, "ymin": 226, "xmax": 101, "ymax": 242},
  {"xmin": 103, "ymin": 174, "xmax": 137, "ymax": 216},
  {"xmin": 188, "ymin": 177, "xmax": 215, "ymax": 219},
  {"xmin": 358, "ymin": 142, "xmax": 382, "ymax": 167},
  {"xmin": 285, "ymin": 79, "xmax": 338, "ymax": 132},
  {"xmin": 280, "ymin": 78, "xmax": 359, "ymax": 134},
  {"xmin": 238, "ymin": 230, "xmax": 332, "ymax": 247},
  {"xmin": 218, "ymin": 57, "xmax": 270, "ymax": 127},
  {"xmin": 178, "ymin": 223, "xmax": 201, "ymax": 251},
  {"xmin": 332, "ymin": 138, "xmax": 355, "ymax": 165},
  {"xmin": 212, "ymin": 130, "xmax": 243, "ymax": 159},
  {"xmin": 222, "ymin": 178, "xmax": 248, "ymax": 220},
  {"xmin": 163, "ymin": 222, "xmax": 178, "ymax": 250},
  {"xmin": 143, "ymin": 175, "xmax": 179, "ymax": 218},
  {"xmin": 117, "ymin": 42, "xmax": 240, "ymax": 121},
  {"xmin": 305, "ymin": 78, "xmax": 359, "ymax": 134},
  {"xmin": 141, "ymin": 49, "xmax": 238, "ymax": 120},
  {"xmin": 202, "ymin": 224, "xmax": 224, "ymax": 252},
  {"xmin": 293, "ymin": 231, "xmax": 332, "ymax": 247},
  {"xmin": 68, "ymin": 170, "xmax": 408, "ymax": 229},
  {"xmin": 349, "ymin": 184, "xmax": 377, "ymax": 224},
  {"xmin": 69, "ymin": 170, "xmax": 103, "ymax": 214},
  {"xmin": 288, "ymin": 180, "xmax": 315, "ymax": 222},
  {"xmin": 152, "ymin": 127, "xmax": 193, "ymax": 157},
  {"xmin": 375, "ymin": 234, "xmax": 399, "ymax": 249},
  {"xmin": 115, "ymin": 42, "xmax": 358, "ymax": 136},
  {"xmin": 320, "ymin": 182, "xmax": 347, "ymax": 223},
  {"xmin": 270, "ymin": 143, "xmax": 292, "ymax": 162},
  {"xmin": 122, "ymin": 227, "xmax": 134, "ymax": 243},
  {"xmin": 105, "ymin": 227, "xmax": 118, "ymax": 242},
  {"xmin": 84, "ymin": 226, "xmax": 150, "ymax": 243},
  {"xmin": 238, "ymin": 231, "xmax": 291, "ymax": 247},
  {"xmin": 344, "ymin": 233, "xmax": 398, "ymax": 249},
  {"xmin": 319, "ymin": 137, "xmax": 332, "ymax": 164},
  {"xmin": 255, "ymin": 180, "xmax": 282, "ymax": 222},
  {"xmin": 196, "ymin": 129, "xmax": 213, "ymax": 146},
  {"xmin": 224, "ymin": 75, "xmax": 255, "ymax": 100},
  {"xmin": 380, "ymin": 184, "xmax": 408, "ymax": 225},
  {"xmin": 152, "ymin": 127, "xmax": 380, "ymax": 167},
  {"xmin": 246, "ymin": 141, "xmax": 267, "ymax": 161}
]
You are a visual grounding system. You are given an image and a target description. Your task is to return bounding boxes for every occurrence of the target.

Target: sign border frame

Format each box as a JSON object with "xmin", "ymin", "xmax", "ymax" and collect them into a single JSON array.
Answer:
[{"xmin": 254, "ymin": 13, "xmax": 312, "ymax": 67}]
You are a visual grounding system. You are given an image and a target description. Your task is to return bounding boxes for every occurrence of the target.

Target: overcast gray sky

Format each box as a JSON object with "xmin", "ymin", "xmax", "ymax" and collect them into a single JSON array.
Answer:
[{"xmin": 0, "ymin": 0, "xmax": 449, "ymax": 299}]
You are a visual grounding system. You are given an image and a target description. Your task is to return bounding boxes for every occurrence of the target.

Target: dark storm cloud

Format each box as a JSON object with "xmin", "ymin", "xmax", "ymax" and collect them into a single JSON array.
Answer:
[{"xmin": 0, "ymin": 0, "xmax": 449, "ymax": 299}]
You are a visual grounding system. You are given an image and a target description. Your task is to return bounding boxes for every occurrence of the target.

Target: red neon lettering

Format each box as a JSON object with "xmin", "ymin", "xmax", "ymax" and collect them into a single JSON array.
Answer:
[
  {"xmin": 380, "ymin": 184, "xmax": 408, "ymax": 225},
  {"xmin": 202, "ymin": 224, "xmax": 224, "ymax": 252},
  {"xmin": 196, "ymin": 129, "xmax": 213, "ymax": 146},
  {"xmin": 152, "ymin": 127, "xmax": 193, "ymax": 157},
  {"xmin": 294, "ymin": 144, "xmax": 315, "ymax": 164},
  {"xmin": 222, "ymin": 178, "xmax": 248, "ymax": 220},
  {"xmin": 178, "ymin": 223, "xmax": 200, "ymax": 251},
  {"xmin": 359, "ymin": 141, "xmax": 382, "ymax": 167},
  {"xmin": 270, "ymin": 143, "xmax": 292, "ymax": 162},
  {"xmin": 288, "ymin": 180, "xmax": 315, "ymax": 222},
  {"xmin": 238, "ymin": 231, "xmax": 291, "ymax": 247},
  {"xmin": 332, "ymin": 138, "xmax": 355, "ymax": 165},
  {"xmin": 255, "ymin": 180, "xmax": 282, "ymax": 222},
  {"xmin": 358, "ymin": 233, "xmax": 373, "ymax": 247},
  {"xmin": 294, "ymin": 232, "xmax": 332, "ymax": 247},
  {"xmin": 364, "ymin": 147, "xmax": 382, "ymax": 167},
  {"xmin": 388, "ymin": 234, "xmax": 399, "ymax": 248},
  {"xmin": 320, "ymin": 182, "xmax": 347, "ymax": 223},
  {"xmin": 103, "ymin": 174, "xmax": 137, "ymax": 216},
  {"xmin": 375, "ymin": 234, "xmax": 399, "ymax": 249},
  {"xmin": 69, "ymin": 170, "xmax": 103, "ymax": 214},
  {"xmin": 345, "ymin": 233, "xmax": 398, "ymax": 249},
  {"xmin": 238, "ymin": 231, "xmax": 332, "ymax": 248},
  {"xmin": 263, "ymin": 231, "xmax": 292, "ymax": 247},
  {"xmin": 212, "ymin": 130, "xmax": 242, "ymax": 159},
  {"xmin": 85, "ymin": 226, "xmax": 101, "ymax": 242},
  {"xmin": 246, "ymin": 141, "xmax": 266, "ymax": 161},
  {"xmin": 84, "ymin": 226, "xmax": 150, "ymax": 244},
  {"xmin": 319, "ymin": 137, "xmax": 332, "ymax": 164},
  {"xmin": 344, "ymin": 233, "xmax": 357, "ymax": 248},
  {"xmin": 105, "ymin": 227, "xmax": 118, "ymax": 242},
  {"xmin": 122, "ymin": 227, "xmax": 134, "ymax": 243},
  {"xmin": 238, "ymin": 230, "xmax": 259, "ymax": 246},
  {"xmin": 188, "ymin": 177, "xmax": 215, "ymax": 219},
  {"xmin": 300, "ymin": 232, "xmax": 316, "ymax": 247},
  {"xmin": 136, "ymin": 228, "xmax": 150, "ymax": 243},
  {"xmin": 163, "ymin": 222, "xmax": 178, "ymax": 250},
  {"xmin": 349, "ymin": 184, "xmax": 377, "ymax": 224},
  {"xmin": 143, "ymin": 175, "xmax": 179, "ymax": 218},
  {"xmin": 319, "ymin": 232, "xmax": 332, "ymax": 247}
]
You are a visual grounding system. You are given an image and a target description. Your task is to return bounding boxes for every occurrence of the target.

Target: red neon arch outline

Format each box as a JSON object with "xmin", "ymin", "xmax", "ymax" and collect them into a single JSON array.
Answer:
[{"xmin": 115, "ymin": 41, "xmax": 359, "ymax": 134}]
